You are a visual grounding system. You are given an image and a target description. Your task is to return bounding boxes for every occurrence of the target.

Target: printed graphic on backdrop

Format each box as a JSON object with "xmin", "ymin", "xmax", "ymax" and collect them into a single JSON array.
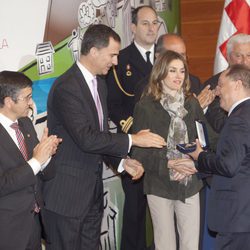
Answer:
[{"xmin": 1, "ymin": 0, "xmax": 180, "ymax": 248}]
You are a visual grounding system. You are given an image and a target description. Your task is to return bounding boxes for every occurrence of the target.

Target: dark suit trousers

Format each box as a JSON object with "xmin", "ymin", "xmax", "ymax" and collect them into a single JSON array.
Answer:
[
  {"xmin": 215, "ymin": 232, "xmax": 250, "ymax": 250},
  {"xmin": 26, "ymin": 213, "xmax": 42, "ymax": 250},
  {"xmin": 43, "ymin": 174, "xmax": 104, "ymax": 250},
  {"xmin": 121, "ymin": 174, "xmax": 147, "ymax": 250}
]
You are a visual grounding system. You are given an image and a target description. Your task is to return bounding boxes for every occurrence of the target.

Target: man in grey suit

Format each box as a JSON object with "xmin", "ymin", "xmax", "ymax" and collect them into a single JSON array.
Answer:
[
  {"xmin": 0, "ymin": 71, "xmax": 60, "ymax": 250},
  {"xmin": 170, "ymin": 64, "xmax": 250, "ymax": 249},
  {"xmin": 42, "ymin": 24, "xmax": 166, "ymax": 250}
]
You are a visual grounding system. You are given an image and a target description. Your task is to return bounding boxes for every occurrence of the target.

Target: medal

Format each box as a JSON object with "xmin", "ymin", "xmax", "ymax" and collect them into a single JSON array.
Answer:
[{"xmin": 126, "ymin": 64, "xmax": 132, "ymax": 76}]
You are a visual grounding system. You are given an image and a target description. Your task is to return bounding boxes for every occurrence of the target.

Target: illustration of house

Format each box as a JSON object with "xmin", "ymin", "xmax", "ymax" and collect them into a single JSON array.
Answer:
[{"xmin": 35, "ymin": 41, "xmax": 55, "ymax": 75}]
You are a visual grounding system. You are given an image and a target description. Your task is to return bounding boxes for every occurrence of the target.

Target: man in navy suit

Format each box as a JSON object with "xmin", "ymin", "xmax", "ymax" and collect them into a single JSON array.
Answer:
[
  {"xmin": 0, "ymin": 71, "xmax": 61, "ymax": 250},
  {"xmin": 42, "ymin": 24, "xmax": 166, "ymax": 250},
  {"xmin": 170, "ymin": 64, "xmax": 250, "ymax": 249}
]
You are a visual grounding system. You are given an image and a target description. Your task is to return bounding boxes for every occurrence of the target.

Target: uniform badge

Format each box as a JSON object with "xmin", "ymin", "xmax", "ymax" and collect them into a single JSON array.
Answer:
[{"xmin": 126, "ymin": 64, "xmax": 132, "ymax": 76}]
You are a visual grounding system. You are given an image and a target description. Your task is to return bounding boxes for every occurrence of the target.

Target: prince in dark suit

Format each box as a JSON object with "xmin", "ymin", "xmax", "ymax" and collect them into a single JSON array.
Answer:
[
  {"xmin": 172, "ymin": 64, "xmax": 250, "ymax": 249},
  {"xmin": 0, "ymin": 71, "xmax": 60, "ymax": 250},
  {"xmin": 42, "ymin": 24, "xmax": 166, "ymax": 250},
  {"xmin": 106, "ymin": 6, "xmax": 159, "ymax": 249}
]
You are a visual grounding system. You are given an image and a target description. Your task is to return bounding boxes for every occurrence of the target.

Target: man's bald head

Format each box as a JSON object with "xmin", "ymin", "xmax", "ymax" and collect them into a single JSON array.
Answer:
[{"xmin": 156, "ymin": 33, "xmax": 187, "ymax": 60}]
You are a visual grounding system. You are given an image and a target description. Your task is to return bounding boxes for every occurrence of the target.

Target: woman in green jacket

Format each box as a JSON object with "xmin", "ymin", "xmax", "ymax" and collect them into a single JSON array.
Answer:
[{"xmin": 131, "ymin": 50, "xmax": 217, "ymax": 250}]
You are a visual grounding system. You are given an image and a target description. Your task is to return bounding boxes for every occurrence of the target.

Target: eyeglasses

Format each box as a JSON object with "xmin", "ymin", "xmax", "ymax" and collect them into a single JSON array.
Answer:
[{"xmin": 16, "ymin": 94, "xmax": 33, "ymax": 102}]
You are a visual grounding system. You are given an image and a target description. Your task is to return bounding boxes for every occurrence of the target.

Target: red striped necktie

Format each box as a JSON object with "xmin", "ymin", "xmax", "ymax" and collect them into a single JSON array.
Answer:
[{"xmin": 10, "ymin": 122, "xmax": 29, "ymax": 161}]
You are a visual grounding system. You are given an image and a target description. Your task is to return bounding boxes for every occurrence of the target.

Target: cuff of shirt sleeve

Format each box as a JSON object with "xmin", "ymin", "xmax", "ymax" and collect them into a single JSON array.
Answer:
[
  {"xmin": 27, "ymin": 158, "xmax": 41, "ymax": 175},
  {"xmin": 128, "ymin": 134, "xmax": 132, "ymax": 152},
  {"xmin": 117, "ymin": 159, "xmax": 125, "ymax": 173},
  {"xmin": 41, "ymin": 157, "xmax": 51, "ymax": 171}
]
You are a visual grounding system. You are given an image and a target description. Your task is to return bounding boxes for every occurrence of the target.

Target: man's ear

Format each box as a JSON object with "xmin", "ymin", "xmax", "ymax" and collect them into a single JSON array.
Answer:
[
  {"xmin": 235, "ymin": 79, "xmax": 243, "ymax": 90},
  {"xmin": 131, "ymin": 23, "xmax": 136, "ymax": 35},
  {"xmin": 89, "ymin": 47, "xmax": 98, "ymax": 57},
  {"xmin": 4, "ymin": 96, "xmax": 14, "ymax": 109}
]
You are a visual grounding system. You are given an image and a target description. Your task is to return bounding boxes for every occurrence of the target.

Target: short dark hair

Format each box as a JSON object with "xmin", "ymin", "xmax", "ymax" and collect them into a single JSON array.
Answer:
[
  {"xmin": 225, "ymin": 64, "xmax": 250, "ymax": 89},
  {"xmin": 0, "ymin": 71, "xmax": 32, "ymax": 107},
  {"xmin": 131, "ymin": 5, "xmax": 157, "ymax": 25},
  {"xmin": 81, "ymin": 24, "xmax": 121, "ymax": 55}
]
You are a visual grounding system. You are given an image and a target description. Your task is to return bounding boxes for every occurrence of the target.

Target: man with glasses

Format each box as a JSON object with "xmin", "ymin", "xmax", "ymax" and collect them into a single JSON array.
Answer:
[
  {"xmin": 106, "ymin": 5, "xmax": 159, "ymax": 250},
  {"xmin": 0, "ymin": 71, "xmax": 61, "ymax": 250}
]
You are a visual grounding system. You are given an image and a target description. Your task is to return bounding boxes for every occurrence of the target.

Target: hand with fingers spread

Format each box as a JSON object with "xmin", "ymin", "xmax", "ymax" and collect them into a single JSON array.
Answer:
[
  {"xmin": 131, "ymin": 129, "xmax": 167, "ymax": 148},
  {"xmin": 123, "ymin": 158, "xmax": 144, "ymax": 180},
  {"xmin": 195, "ymin": 85, "xmax": 215, "ymax": 109}
]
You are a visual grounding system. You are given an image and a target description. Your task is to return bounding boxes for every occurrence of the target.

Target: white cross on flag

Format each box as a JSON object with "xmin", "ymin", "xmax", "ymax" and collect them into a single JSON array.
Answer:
[{"xmin": 214, "ymin": 0, "xmax": 250, "ymax": 74}]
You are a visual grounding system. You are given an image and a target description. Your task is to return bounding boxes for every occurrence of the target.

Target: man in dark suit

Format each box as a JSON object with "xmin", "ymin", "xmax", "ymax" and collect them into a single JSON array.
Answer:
[
  {"xmin": 171, "ymin": 64, "xmax": 250, "ymax": 249},
  {"xmin": 106, "ymin": 6, "xmax": 159, "ymax": 250},
  {"xmin": 203, "ymin": 33, "xmax": 250, "ymax": 133},
  {"xmin": 0, "ymin": 71, "xmax": 61, "ymax": 250},
  {"xmin": 42, "ymin": 24, "xmax": 166, "ymax": 250}
]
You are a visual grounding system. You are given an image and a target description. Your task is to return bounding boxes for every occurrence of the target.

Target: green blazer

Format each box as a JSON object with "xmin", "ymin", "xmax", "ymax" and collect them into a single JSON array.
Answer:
[{"xmin": 131, "ymin": 95, "xmax": 218, "ymax": 201}]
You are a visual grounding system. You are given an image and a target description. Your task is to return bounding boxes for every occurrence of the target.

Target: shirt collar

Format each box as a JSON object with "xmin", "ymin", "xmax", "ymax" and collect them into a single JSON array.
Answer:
[
  {"xmin": 228, "ymin": 97, "xmax": 250, "ymax": 116},
  {"xmin": 0, "ymin": 113, "xmax": 17, "ymax": 129},
  {"xmin": 134, "ymin": 41, "xmax": 155, "ymax": 63},
  {"xmin": 76, "ymin": 61, "xmax": 95, "ymax": 83}
]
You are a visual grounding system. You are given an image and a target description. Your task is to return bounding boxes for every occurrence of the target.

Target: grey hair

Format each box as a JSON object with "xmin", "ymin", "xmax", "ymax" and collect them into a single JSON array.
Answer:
[{"xmin": 227, "ymin": 33, "xmax": 250, "ymax": 57}]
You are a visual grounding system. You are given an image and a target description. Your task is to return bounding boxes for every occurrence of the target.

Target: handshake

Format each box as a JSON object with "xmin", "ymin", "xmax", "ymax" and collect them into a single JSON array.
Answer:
[{"xmin": 168, "ymin": 139, "xmax": 204, "ymax": 181}]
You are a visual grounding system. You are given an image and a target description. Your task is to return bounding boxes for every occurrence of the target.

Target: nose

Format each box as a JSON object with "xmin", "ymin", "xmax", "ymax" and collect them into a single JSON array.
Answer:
[
  {"xmin": 112, "ymin": 56, "xmax": 118, "ymax": 66},
  {"xmin": 242, "ymin": 56, "xmax": 250, "ymax": 68},
  {"xmin": 28, "ymin": 97, "xmax": 33, "ymax": 106},
  {"xmin": 176, "ymin": 71, "xmax": 183, "ymax": 79}
]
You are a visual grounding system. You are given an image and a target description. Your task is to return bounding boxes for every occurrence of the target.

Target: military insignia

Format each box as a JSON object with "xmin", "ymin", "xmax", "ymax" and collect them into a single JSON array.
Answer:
[
  {"xmin": 120, "ymin": 116, "xmax": 133, "ymax": 133},
  {"xmin": 126, "ymin": 64, "xmax": 132, "ymax": 76}
]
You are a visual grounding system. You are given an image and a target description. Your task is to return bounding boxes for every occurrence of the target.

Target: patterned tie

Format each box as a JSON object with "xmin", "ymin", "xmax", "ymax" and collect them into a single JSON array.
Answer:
[
  {"xmin": 145, "ymin": 51, "xmax": 153, "ymax": 68},
  {"xmin": 92, "ymin": 77, "xmax": 103, "ymax": 130},
  {"xmin": 10, "ymin": 122, "xmax": 29, "ymax": 161}
]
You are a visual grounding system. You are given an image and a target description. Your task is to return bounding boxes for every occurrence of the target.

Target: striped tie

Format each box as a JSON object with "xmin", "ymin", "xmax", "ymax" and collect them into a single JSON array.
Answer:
[{"xmin": 10, "ymin": 122, "xmax": 28, "ymax": 161}]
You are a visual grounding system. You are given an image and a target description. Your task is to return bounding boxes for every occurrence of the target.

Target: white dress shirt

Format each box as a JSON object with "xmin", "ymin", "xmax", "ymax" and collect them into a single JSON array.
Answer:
[
  {"xmin": 134, "ymin": 41, "xmax": 155, "ymax": 65},
  {"xmin": 0, "ymin": 113, "xmax": 41, "ymax": 175}
]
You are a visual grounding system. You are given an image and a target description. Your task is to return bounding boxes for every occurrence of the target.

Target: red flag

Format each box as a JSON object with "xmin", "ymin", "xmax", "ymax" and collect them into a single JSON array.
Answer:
[{"xmin": 214, "ymin": 0, "xmax": 250, "ymax": 74}]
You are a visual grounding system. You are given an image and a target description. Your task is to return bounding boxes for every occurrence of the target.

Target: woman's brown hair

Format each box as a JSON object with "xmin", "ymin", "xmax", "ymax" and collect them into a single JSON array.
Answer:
[{"xmin": 144, "ymin": 50, "xmax": 191, "ymax": 100}]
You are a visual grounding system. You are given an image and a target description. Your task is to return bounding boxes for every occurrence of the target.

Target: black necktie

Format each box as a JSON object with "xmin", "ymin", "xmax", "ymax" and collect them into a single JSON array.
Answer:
[{"xmin": 145, "ymin": 51, "xmax": 152, "ymax": 68}]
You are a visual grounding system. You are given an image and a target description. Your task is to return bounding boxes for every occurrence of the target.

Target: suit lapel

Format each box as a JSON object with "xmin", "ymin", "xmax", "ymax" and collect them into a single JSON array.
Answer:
[
  {"xmin": 73, "ymin": 64, "xmax": 102, "ymax": 130},
  {"xmin": 0, "ymin": 124, "xmax": 26, "ymax": 162},
  {"xmin": 230, "ymin": 99, "xmax": 250, "ymax": 116},
  {"xmin": 129, "ymin": 43, "xmax": 153, "ymax": 74}
]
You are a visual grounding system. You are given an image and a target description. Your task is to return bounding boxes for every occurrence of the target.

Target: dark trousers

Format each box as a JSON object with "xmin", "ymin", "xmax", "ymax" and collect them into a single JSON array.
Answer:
[
  {"xmin": 121, "ymin": 174, "xmax": 147, "ymax": 250},
  {"xmin": 199, "ymin": 185, "xmax": 206, "ymax": 250},
  {"xmin": 42, "ymin": 176, "xmax": 103, "ymax": 250},
  {"xmin": 215, "ymin": 232, "xmax": 250, "ymax": 250},
  {"xmin": 26, "ymin": 213, "xmax": 42, "ymax": 250}
]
